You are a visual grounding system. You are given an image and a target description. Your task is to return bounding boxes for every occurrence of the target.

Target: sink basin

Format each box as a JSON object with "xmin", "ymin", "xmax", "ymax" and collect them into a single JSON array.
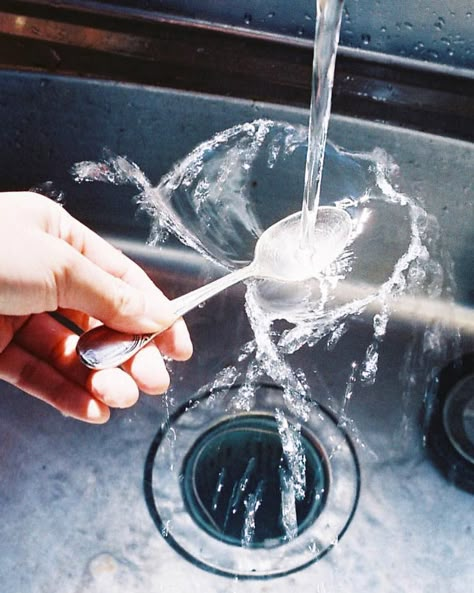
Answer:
[{"xmin": 0, "ymin": 70, "xmax": 473, "ymax": 592}]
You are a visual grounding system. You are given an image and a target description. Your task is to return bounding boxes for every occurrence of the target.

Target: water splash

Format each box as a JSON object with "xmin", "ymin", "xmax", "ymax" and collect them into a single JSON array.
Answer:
[
  {"xmin": 275, "ymin": 408, "xmax": 307, "ymax": 542},
  {"xmin": 223, "ymin": 457, "xmax": 257, "ymax": 533},
  {"xmin": 241, "ymin": 481, "xmax": 264, "ymax": 547},
  {"xmin": 72, "ymin": 118, "xmax": 455, "ymax": 557},
  {"xmin": 71, "ymin": 119, "xmax": 452, "ymax": 422},
  {"xmin": 275, "ymin": 408, "xmax": 306, "ymax": 501},
  {"xmin": 211, "ymin": 468, "xmax": 226, "ymax": 512},
  {"xmin": 279, "ymin": 468, "xmax": 299, "ymax": 541}
]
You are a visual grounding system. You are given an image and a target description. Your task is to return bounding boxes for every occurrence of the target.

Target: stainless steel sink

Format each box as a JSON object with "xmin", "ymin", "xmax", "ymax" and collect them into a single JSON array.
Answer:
[{"xmin": 0, "ymin": 66, "xmax": 473, "ymax": 592}]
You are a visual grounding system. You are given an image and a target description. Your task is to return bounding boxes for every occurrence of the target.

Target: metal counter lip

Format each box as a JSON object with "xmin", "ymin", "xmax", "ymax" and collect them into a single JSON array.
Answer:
[
  {"xmin": 2, "ymin": 0, "xmax": 474, "ymax": 79},
  {"xmin": 1, "ymin": 1, "xmax": 473, "ymax": 141}
]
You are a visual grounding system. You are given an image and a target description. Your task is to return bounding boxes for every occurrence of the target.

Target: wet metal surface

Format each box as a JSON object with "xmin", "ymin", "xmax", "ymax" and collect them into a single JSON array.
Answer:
[
  {"xmin": 0, "ymin": 2, "xmax": 473, "ymax": 139},
  {"xmin": 0, "ymin": 72, "xmax": 473, "ymax": 592}
]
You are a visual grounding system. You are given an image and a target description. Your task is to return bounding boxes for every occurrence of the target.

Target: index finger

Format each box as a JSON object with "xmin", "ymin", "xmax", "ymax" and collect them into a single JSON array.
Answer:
[
  {"xmin": 49, "ymin": 199, "xmax": 193, "ymax": 355},
  {"xmin": 54, "ymin": 204, "xmax": 158, "ymax": 292}
]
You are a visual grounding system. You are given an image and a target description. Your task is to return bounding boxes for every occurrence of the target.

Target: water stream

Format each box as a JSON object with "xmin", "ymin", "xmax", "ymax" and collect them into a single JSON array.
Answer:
[{"xmin": 301, "ymin": 0, "xmax": 344, "ymax": 247}]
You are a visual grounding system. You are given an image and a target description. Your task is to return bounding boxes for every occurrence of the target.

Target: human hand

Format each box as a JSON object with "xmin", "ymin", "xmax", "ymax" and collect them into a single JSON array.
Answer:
[{"xmin": 0, "ymin": 192, "xmax": 192, "ymax": 423}]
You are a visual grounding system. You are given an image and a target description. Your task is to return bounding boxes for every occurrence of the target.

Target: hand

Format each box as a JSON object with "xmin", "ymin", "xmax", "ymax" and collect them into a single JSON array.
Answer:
[{"xmin": 0, "ymin": 192, "xmax": 193, "ymax": 423}]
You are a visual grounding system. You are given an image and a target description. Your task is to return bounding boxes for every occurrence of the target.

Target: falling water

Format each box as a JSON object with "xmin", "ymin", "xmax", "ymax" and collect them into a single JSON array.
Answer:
[{"xmin": 301, "ymin": 0, "xmax": 345, "ymax": 247}]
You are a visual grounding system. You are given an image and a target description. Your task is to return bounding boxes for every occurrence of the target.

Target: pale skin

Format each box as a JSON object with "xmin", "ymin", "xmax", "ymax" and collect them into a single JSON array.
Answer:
[{"xmin": 0, "ymin": 192, "xmax": 193, "ymax": 423}]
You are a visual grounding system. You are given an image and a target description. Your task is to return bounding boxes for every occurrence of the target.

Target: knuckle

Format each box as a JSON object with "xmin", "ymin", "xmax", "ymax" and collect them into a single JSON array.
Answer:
[
  {"xmin": 17, "ymin": 359, "xmax": 38, "ymax": 386},
  {"xmin": 111, "ymin": 280, "xmax": 143, "ymax": 319}
]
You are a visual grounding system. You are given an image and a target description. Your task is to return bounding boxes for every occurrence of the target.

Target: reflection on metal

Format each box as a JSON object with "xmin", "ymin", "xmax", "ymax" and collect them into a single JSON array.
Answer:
[{"xmin": 110, "ymin": 238, "xmax": 474, "ymax": 336}]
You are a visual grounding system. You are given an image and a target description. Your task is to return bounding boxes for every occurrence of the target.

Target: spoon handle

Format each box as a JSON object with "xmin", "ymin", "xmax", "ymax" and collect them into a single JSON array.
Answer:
[{"xmin": 76, "ymin": 265, "xmax": 253, "ymax": 370}]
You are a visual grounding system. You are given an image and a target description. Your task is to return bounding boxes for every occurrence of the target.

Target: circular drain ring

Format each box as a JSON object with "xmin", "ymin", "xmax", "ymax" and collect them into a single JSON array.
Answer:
[{"xmin": 144, "ymin": 384, "xmax": 360, "ymax": 579}]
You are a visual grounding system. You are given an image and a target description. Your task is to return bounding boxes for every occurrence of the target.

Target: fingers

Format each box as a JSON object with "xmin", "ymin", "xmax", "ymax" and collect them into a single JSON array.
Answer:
[
  {"xmin": 51, "ymin": 213, "xmax": 194, "ymax": 357},
  {"xmin": 122, "ymin": 343, "xmax": 171, "ymax": 394},
  {"xmin": 3, "ymin": 192, "xmax": 193, "ymax": 358},
  {"xmin": 154, "ymin": 318, "xmax": 193, "ymax": 361},
  {"xmin": 0, "ymin": 341, "xmax": 110, "ymax": 424},
  {"xmin": 57, "ymin": 307, "xmax": 193, "ymax": 364},
  {"xmin": 49, "ymin": 199, "xmax": 158, "ymax": 292},
  {"xmin": 86, "ymin": 368, "xmax": 139, "ymax": 408},
  {"xmin": 5, "ymin": 314, "xmax": 176, "ymax": 422},
  {"xmin": 52, "ymin": 238, "xmax": 178, "ymax": 335},
  {"xmin": 0, "ymin": 193, "xmax": 193, "ymax": 423},
  {"xmin": 56, "ymin": 211, "xmax": 195, "ymax": 358},
  {"xmin": 0, "ymin": 315, "xmax": 28, "ymax": 355}
]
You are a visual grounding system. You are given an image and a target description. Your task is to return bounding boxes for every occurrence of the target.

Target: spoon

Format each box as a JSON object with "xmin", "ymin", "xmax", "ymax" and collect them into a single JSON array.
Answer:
[{"xmin": 76, "ymin": 206, "xmax": 352, "ymax": 370}]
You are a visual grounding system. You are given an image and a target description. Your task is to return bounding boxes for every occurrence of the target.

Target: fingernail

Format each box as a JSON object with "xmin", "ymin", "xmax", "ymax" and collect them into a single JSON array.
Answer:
[
  {"xmin": 90, "ymin": 369, "xmax": 139, "ymax": 408},
  {"xmin": 86, "ymin": 399, "xmax": 110, "ymax": 423}
]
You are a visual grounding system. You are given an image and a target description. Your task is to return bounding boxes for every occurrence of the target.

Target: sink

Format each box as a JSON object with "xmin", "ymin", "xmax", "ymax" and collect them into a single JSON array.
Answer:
[{"xmin": 0, "ymin": 69, "xmax": 473, "ymax": 592}]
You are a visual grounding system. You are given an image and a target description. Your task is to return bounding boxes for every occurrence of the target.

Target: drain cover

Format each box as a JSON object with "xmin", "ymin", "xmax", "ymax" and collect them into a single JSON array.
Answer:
[
  {"xmin": 427, "ymin": 354, "xmax": 474, "ymax": 493},
  {"xmin": 144, "ymin": 384, "xmax": 360, "ymax": 578}
]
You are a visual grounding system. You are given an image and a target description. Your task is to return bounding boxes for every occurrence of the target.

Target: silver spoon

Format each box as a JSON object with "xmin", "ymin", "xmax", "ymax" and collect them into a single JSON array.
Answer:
[{"xmin": 76, "ymin": 206, "xmax": 352, "ymax": 370}]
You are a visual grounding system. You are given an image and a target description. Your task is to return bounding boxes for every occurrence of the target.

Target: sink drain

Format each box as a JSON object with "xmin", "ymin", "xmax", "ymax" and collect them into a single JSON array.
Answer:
[
  {"xmin": 144, "ymin": 384, "xmax": 360, "ymax": 578},
  {"xmin": 181, "ymin": 414, "xmax": 328, "ymax": 548}
]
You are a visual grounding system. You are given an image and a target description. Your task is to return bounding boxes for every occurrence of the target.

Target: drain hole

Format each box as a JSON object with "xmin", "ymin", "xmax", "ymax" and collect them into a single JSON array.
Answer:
[
  {"xmin": 181, "ymin": 414, "xmax": 328, "ymax": 548},
  {"xmin": 145, "ymin": 385, "xmax": 359, "ymax": 578}
]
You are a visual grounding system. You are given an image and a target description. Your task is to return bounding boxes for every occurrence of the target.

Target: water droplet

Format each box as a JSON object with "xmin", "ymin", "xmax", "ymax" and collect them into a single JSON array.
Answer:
[
  {"xmin": 267, "ymin": 11, "xmax": 275, "ymax": 19},
  {"xmin": 434, "ymin": 16, "xmax": 445, "ymax": 31},
  {"xmin": 404, "ymin": 22, "xmax": 413, "ymax": 30},
  {"xmin": 297, "ymin": 26, "xmax": 305, "ymax": 36},
  {"xmin": 380, "ymin": 26, "xmax": 387, "ymax": 33},
  {"xmin": 361, "ymin": 33, "xmax": 371, "ymax": 45},
  {"xmin": 243, "ymin": 13, "xmax": 252, "ymax": 25}
]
